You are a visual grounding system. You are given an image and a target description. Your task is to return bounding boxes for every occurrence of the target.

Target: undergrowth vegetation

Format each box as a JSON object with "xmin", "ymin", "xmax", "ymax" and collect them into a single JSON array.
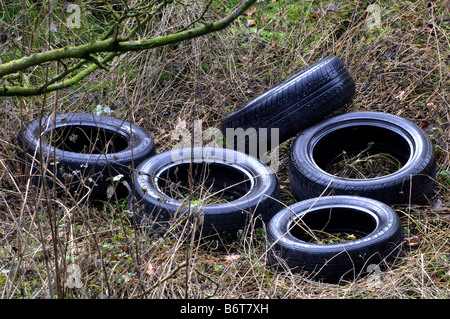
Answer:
[{"xmin": 0, "ymin": 0, "xmax": 449, "ymax": 298}]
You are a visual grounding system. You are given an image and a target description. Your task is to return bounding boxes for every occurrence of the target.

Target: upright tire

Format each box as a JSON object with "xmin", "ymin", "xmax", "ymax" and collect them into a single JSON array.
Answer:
[
  {"xmin": 266, "ymin": 196, "xmax": 404, "ymax": 283},
  {"xmin": 289, "ymin": 111, "xmax": 436, "ymax": 205},
  {"xmin": 131, "ymin": 147, "xmax": 280, "ymax": 240},
  {"xmin": 19, "ymin": 113, "xmax": 156, "ymax": 199},
  {"xmin": 220, "ymin": 56, "xmax": 355, "ymax": 157}
]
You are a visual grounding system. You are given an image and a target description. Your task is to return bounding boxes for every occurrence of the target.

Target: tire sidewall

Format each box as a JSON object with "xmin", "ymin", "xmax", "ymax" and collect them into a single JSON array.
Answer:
[
  {"xmin": 220, "ymin": 56, "xmax": 356, "ymax": 151},
  {"xmin": 267, "ymin": 196, "xmax": 404, "ymax": 281},
  {"xmin": 289, "ymin": 111, "xmax": 436, "ymax": 201},
  {"xmin": 133, "ymin": 147, "xmax": 280, "ymax": 229},
  {"xmin": 22, "ymin": 113, "xmax": 155, "ymax": 165},
  {"xmin": 20, "ymin": 113, "xmax": 156, "ymax": 197},
  {"xmin": 221, "ymin": 56, "xmax": 342, "ymax": 125},
  {"xmin": 268, "ymin": 196, "xmax": 402, "ymax": 258}
]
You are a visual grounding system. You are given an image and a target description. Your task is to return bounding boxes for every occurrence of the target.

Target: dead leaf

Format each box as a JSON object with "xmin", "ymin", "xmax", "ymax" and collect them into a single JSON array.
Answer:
[
  {"xmin": 394, "ymin": 90, "xmax": 406, "ymax": 101},
  {"xmin": 404, "ymin": 234, "xmax": 422, "ymax": 247},
  {"xmin": 174, "ymin": 116, "xmax": 186, "ymax": 129},
  {"xmin": 246, "ymin": 19, "xmax": 257, "ymax": 27},
  {"xmin": 421, "ymin": 119, "xmax": 430, "ymax": 129},
  {"xmin": 238, "ymin": 55, "xmax": 251, "ymax": 63},
  {"xmin": 426, "ymin": 102, "xmax": 438, "ymax": 109},
  {"xmin": 311, "ymin": 9, "xmax": 321, "ymax": 19},
  {"xmin": 224, "ymin": 254, "xmax": 241, "ymax": 262},
  {"xmin": 145, "ymin": 261, "xmax": 155, "ymax": 276},
  {"xmin": 245, "ymin": 7, "xmax": 256, "ymax": 16}
]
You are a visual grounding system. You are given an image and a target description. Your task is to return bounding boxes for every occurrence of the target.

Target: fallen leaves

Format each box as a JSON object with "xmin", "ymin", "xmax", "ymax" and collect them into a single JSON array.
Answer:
[
  {"xmin": 245, "ymin": 6, "xmax": 257, "ymax": 27},
  {"xmin": 404, "ymin": 234, "xmax": 422, "ymax": 247},
  {"xmin": 245, "ymin": 7, "xmax": 256, "ymax": 16},
  {"xmin": 246, "ymin": 19, "xmax": 257, "ymax": 28},
  {"xmin": 174, "ymin": 116, "xmax": 187, "ymax": 130},
  {"xmin": 394, "ymin": 90, "xmax": 406, "ymax": 101},
  {"xmin": 223, "ymin": 253, "xmax": 241, "ymax": 262},
  {"xmin": 146, "ymin": 260, "xmax": 156, "ymax": 277}
]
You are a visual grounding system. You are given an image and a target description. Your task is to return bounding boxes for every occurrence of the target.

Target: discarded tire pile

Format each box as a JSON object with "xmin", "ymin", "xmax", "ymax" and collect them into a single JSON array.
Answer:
[{"xmin": 18, "ymin": 56, "xmax": 437, "ymax": 283}]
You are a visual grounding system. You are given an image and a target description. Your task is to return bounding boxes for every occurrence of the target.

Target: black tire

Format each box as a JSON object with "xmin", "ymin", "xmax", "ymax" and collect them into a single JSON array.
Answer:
[
  {"xmin": 19, "ymin": 113, "xmax": 156, "ymax": 199},
  {"xmin": 266, "ymin": 195, "xmax": 404, "ymax": 283},
  {"xmin": 220, "ymin": 56, "xmax": 355, "ymax": 156},
  {"xmin": 131, "ymin": 147, "xmax": 280, "ymax": 240},
  {"xmin": 289, "ymin": 111, "xmax": 437, "ymax": 205}
]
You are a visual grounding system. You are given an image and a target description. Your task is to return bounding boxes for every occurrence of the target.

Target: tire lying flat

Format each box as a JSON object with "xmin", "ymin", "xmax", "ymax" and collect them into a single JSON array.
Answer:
[
  {"xmin": 266, "ymin": 195, "xmax": 404, "ymax": 283},
  {"xmin": 289, "ymin": 111, "xmax": 436, "ymax": 205},
  {"xmin": 220, "ymin": 56, "xmax": 355, "ymax": 157},
  {"xmin": 131, "ymin": 147, "xmax": 280, "ymax": 240},
  {"xmin": 19, "ymin": 113, "xmax": 156, "ymax": 199}
]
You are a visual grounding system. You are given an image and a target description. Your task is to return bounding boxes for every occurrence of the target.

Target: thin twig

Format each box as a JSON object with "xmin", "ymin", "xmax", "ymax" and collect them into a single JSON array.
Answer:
[{"xmin": 138, "ymin": 261, "xmax": 187, "ymax": 297}]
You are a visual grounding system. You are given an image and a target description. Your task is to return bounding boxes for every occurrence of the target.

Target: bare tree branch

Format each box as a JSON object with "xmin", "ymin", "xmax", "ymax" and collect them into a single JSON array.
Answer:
[{"xmin": 0, "ymin": 0, "xmax": 257, "ymax": 97}]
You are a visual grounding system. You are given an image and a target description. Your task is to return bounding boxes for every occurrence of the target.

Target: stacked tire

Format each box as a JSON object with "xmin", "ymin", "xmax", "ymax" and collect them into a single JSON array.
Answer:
[
  {"xmin": 287, "ymin": 111, "xmax": 436, "ymax": 205},
  {"xmin": 219, "ymin": 56, "xmax": 437, "ymax": 283},
  {"xmin": 265, "ymin": 111, "xmax": 436, "ymax": 282},
  {"xmin": 18, "ymin": 55, "xmax": 438, "ymax": 284},
  {"xmin": 220, "ymin": 56, "xmax": 356, "ymax": 156}
]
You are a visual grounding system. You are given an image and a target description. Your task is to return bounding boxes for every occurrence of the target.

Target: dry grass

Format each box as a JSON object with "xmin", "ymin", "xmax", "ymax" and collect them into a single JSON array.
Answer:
[{"xmin": 0, "ymin": 0, "xmax": 449, "ymax": 299}]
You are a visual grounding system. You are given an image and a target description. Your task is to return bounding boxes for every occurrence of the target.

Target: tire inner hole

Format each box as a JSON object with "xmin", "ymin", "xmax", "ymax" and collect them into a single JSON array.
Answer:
[
  {"xmin": 313, "ymin": 125, "xmax": 411, "ymax": 179},
  {"xmin": 157, "ymin": 163, "xmax": 252, "ymax": 204},
  {"xmin": 47, "ymin": 125, "xmax": 129, "ymax": 154},
  {"xmin": 290, "ymin": 207, "xmax": 377, "ymax": 244}
]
